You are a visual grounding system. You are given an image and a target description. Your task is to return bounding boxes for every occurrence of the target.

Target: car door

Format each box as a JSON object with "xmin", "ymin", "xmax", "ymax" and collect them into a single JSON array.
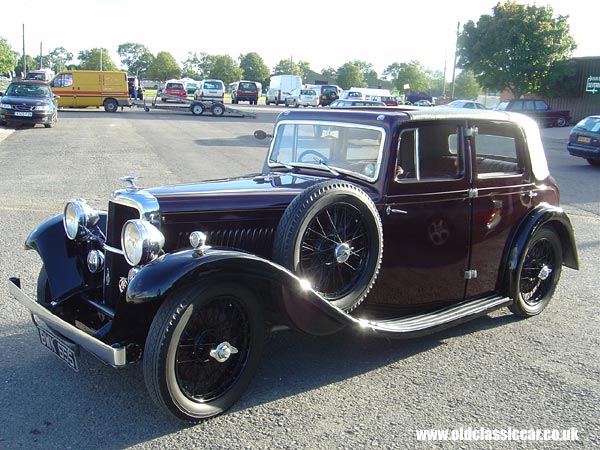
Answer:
[
  {"xmin": 465, "ymin": 120, "xmax": 536, "ymax": 299},
  {"xmin": 378, "ymin": 120, "xmax": 472, "ymax": 311}
]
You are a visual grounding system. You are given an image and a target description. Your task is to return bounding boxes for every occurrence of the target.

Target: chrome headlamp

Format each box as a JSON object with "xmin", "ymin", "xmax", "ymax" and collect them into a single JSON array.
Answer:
[
  {"xmin": 63, "ymin": 199, "xmax": 100, "ymax": 240},
  {"xmin": 121, "ymin": 219, "xmax": 165, "ymax": 266}
]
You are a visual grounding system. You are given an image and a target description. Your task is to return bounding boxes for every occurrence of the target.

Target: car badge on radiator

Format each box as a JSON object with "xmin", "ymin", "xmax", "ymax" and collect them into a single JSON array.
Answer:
[{"xmin": 119, "ymin": 173, "xmax": 141, "ymax": 191}]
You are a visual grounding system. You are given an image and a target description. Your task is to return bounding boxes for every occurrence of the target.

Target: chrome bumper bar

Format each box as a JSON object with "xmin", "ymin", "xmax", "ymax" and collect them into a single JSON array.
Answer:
[{"xmin": 8, "ymin": 277, "xmax": 127, "ymax": 367}]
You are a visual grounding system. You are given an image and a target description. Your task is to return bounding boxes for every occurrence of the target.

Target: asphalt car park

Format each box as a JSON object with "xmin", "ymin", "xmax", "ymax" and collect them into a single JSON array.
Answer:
[{"xmin": 0, "ymin": 108, "xmax": 598, "ymax": 448}]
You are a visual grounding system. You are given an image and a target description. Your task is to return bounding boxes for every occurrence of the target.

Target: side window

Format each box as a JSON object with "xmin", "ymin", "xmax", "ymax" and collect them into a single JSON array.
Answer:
[
  {"xmin": 395, "ymin": 125, "xmax": 463, "ymax": 181},
  {"xmin": 52, "ymin": 74, "xmax": 72, "ymax": 88},
  {"xmin": 474, "ymin": 123, "xmax": 524, "ymax": 177},
  {"xmin": 534, "ymin": 100, "xmax": 548, "ymax": 111}
]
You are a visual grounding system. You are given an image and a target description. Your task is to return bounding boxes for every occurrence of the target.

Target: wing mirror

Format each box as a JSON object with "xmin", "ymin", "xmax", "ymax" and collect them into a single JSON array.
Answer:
[{"xmin": 254, "ymin": 130, "xmax": 272, "ymax": 140}]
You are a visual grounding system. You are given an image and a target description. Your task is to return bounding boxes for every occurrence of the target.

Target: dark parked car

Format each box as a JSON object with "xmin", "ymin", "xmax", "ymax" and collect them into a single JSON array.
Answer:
[
  {"xmin": 567, "ymin": 115, "xmax": 600, "ymax": 166},
  {"xmin": 494, "ymin": 98, "xmax": 570, "ymax": 127},
  {"xmin": 329, "ymin": 99, "xmax": 386, "ymax": 107},
  {"xmin": 0, "ymin": 80, "xmax": 58, "ymax": 128},
  {"xmin": 231, "ymin": 80, "xmax": 259, "ymax": 104},
  {"xmin": 9, "ymin": 108, "xmax": 578, "ymax": 422}
]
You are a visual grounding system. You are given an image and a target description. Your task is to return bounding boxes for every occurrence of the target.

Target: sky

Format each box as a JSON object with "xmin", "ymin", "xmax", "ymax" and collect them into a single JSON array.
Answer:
[{"xmin": 2, "ymin": 0, "xmax": 596, "ymax": 78}]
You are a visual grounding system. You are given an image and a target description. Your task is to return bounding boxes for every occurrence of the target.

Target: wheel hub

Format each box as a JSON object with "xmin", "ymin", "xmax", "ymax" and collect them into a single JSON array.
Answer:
[
  {"xmin": 209, "ymin": 341, "xmax": 238, "ymax": 363},
  {"xmin": 538, "ymin": 265, "xmax": 551, "ymax": 281},
  {"xmin": 335, "ymin": 242, "xmax": 352, "ymax": 264}
]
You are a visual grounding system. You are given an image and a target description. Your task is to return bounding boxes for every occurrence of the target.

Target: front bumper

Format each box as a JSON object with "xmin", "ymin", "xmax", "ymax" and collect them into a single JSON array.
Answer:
[
  {"xmin": 8, "ymin": 277, "xmax": 127, "ymax": 367},
  {"xmin": 0, "ymin": 110, "xmax": 55, "ymax": 124}
]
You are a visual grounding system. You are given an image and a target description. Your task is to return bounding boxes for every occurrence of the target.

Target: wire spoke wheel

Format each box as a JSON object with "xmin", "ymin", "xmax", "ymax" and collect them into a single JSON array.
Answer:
[
  {"xmin": 299, "ymin": 203, "xmax": 369, "ymax": 299},
  {"xmin": 510, "ymin": 227, "xmax": 562, "ymax": 317},
  {"xmin": 144, "ymin": 283, "xmax": 264, "ymax": 422},
  {"xmin": 175, "ymin": 296, "xmax": 251, "ymax": 402},
  {"xmin": 273, "ymin": 181, "xmax": 383, "ymax": 312}
]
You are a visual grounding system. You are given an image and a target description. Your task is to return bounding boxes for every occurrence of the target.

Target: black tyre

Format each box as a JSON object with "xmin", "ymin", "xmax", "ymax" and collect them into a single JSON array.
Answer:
[
  {"xmin": 509, "ymin": 227, "xmax": 562, "ymax": 317},
  {"xmin": 556, "ymin": 116, "xmax": 568, "ymax": 127},
  {"xmin": 211, "ymin": 103, "xmax": 225, "ymax": 116},
  {"xmin": 273, "ymin": 181, "xmax": 383, "ymax": 312},
  {"xmin": 586, "ymin": 159, "xmax": 600, "ymax": 167},
  {"xmin": 190, "ymin": 102, "xmax": 204, "ymax": 116},
  {"xmin": 104, "ymin": 99, "xmax": 118, "ymax": 113},
  {"xmin": 36, "ymin": 265, "xmax": 53, "ymax": 307},
  {"xmin": 44, "ymin": 112, "xmax": 57, "ymax": 128},
  {"xmin": 144, "ymin": 283, "xmax": 264, "ymax": 422}
]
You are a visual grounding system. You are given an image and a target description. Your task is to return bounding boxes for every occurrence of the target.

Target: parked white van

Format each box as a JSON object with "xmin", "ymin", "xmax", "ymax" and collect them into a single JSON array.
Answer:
[{"xmin": 194, "ymin": 79, "xmax": 225, "ymax": 102}]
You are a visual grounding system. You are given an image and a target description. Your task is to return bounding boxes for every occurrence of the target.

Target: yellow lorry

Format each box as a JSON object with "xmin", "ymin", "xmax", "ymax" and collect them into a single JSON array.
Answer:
[{"xmin": 50, "ymin": 70, "xmax": 130, "ymax": 112}]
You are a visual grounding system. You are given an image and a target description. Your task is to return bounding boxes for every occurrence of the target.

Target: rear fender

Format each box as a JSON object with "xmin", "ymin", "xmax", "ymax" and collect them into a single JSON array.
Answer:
[
  {"xmin": 501, "ymin": 203, "xmax": 579, "ymax": 295},
  {"xmin": 126, "ymin": 248, "xmax": 350, "ymax": 336},
  {"xmin": 25, "ymin": 213, "xmax": 107, "ymax": 300}
]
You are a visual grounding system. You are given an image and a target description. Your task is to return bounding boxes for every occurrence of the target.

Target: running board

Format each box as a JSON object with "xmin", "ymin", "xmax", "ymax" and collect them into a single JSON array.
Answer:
[{"xmin": 353, "ymin": 295, "xmax": 513, "ymax": 338}]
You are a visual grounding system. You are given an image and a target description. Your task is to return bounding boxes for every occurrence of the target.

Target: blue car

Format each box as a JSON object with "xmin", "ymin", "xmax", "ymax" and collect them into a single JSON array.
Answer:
[
  {"xmin": 567, "ymin": 115, "xmax": 600, "ymax": 166},
  {"xmin": 0, "ymin": 80, "xmax": 58, "ymax": 128}
]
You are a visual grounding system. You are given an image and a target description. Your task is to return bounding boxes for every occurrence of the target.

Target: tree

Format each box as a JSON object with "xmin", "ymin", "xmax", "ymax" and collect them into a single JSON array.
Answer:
[
  {"xmin": 272, "ymin": 59, "xmax": 302, "ymax": 76},
  {"xmin": 78, "ymin": 48, "xmax": 118, "ymax": 71},
  {"xmin": 453, "ymin": 70, "xmax": 482, "ymax": 99},
  {"xmin": 457, "ymin": 1, "xmax": 576, "ymax": 99},
  {"xmin": 321, "ymin": 67, "xmax": 338, "ymax": 83},
  {"xmin": 383, "ymin": 61, "xmax": 429, "ymax": 93},
  {"xmin": 44, "ymin": 47, "xmax": 73, "ymax": 73},
  {"xmin": 182, "ymin": 52, "xmax": 213, "ymax": 80},
  {"xmin": 0, "ymin": 37, "xmax": 19, "ymax": 76},
  {"xmin": 117, "ymin": 43, "xmax": 154, "ymax": 77},
  {"xmin": 336, "ymin": 62, "xmax": 365, "ymax": 90},
  {"xmin": 209, "ymin": 55, "xmax": 242, "ymax": 84},
  {"xmin": 147, "ymin": 51, "xmax": 181, "ymax": 81},
  {"xmin": 239, "ymin": 52, "xmax": 270, "ymax": 86}
]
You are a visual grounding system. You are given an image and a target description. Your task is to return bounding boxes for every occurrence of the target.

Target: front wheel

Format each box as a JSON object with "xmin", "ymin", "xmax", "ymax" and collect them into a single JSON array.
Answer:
[
  {"xmin": 509, "ymin": 227, "xmax": 562, "ymax": 317},
  {"xmin": 556, "ymin": 116, "xmax": 568, "ymax": 127},
  {"xmin": 144, "ymin": 283, "xmax": 265, "ymax": 422},
  {"xmin": 44, "ymin": 112, "xmax": 57, "ymax": 128},
  {"xmin": 586, "ymin": 158, "xmax": 600, "ymax": 167}
]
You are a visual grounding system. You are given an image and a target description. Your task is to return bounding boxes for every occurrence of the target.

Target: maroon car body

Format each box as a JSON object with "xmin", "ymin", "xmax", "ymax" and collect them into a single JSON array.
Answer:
[{"xmin": 9, "ymin": 107, "xmax": 578, "ymax": 422}]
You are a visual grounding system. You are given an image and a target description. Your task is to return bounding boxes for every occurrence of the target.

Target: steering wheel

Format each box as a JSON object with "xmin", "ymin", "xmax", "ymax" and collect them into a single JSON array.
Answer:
[{"xmin": 298, "ymin": 149, "xmax": 327, "ymax": 162}]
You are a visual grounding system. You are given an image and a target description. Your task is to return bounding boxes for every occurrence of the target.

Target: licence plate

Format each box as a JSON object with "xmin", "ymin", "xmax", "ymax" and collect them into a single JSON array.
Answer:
[
  {"xmin": 15, "ymin": 111, "xmax": 33, "ymax": 117},
  {"xmin": 38, "ymin": 327, "xmax": 79, "ymax": 371},
  {"xmin": 577, "ymin": 136, "xmax": 591, "ymax": 143}
]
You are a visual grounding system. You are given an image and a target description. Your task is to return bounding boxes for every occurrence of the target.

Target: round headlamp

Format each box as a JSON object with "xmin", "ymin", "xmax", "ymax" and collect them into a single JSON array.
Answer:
[
  {"xmin": 121, "ymin": 219, "xmax": 165, "ymax": 266},
  {"xmin": 63, "ymin": 200, "xmax": 100, "ymax": 240}
]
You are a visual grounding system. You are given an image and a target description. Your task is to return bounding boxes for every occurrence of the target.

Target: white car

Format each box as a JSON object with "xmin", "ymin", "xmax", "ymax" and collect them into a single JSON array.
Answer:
[
  {"xmin": 441, "ymin": 99, "xmax": 488, "ymax": 109},
  {"xmin": 284, "ymin": 88, "xmax": 319, "ymax": 107}
]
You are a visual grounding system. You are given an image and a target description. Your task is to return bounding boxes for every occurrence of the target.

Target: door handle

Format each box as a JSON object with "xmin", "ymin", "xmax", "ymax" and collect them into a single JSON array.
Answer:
[
  {"xmin": 521, "ymin": 191, "xmax": 538, "ymax": 199},
  {"xmin": 385, "ymin": 206, "xmax": 407, "ymax": 215}
]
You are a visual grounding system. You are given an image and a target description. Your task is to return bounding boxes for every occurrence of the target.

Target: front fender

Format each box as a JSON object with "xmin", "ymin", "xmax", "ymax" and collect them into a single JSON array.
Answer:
[
  {"xmin": 503, "ymin": 203, "xmax": 579, "ymax": 294},
  {"xmin": 25, "ymin": 213, "xmax": 107, "ymax": 300},
  {"xmin": 126, "ymin": 247, "xmax": 351, "ymax": 336}
]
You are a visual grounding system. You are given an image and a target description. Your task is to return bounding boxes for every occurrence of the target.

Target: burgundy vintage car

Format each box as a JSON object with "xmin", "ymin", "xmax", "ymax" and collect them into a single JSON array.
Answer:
[{"xmin": 9, "ymin": 108, "xmax": 578, "ymax": 422}]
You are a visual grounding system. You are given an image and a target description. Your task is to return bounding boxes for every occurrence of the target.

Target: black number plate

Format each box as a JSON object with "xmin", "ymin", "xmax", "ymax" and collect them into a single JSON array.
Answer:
[{"xmin": 38, "ymin": 327, "xmax": 79, "ymax": 372}]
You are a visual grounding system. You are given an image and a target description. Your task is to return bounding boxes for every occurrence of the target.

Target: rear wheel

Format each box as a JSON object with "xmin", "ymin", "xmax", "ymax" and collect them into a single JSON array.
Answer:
[
  {"xmin": 144, "ymin": 283, "xmax": 264, "ymax": 422},
  {"xmin": 509, "ymin": 227, "xmax": 562, "ymax": 317},
  {"xmin": 211, "ymin": 103, "xmax": 225, "ymax": 116},
  {"xmin": 556, "ymin": 116, "xmax": 568, "ymax": 127},
  {"xmin": 104, "ymin": 99, "xmax": 118, "ymax": 113}
]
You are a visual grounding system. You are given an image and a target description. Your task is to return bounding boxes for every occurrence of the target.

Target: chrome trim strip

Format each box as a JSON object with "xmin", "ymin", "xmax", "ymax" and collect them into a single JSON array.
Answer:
[
  {"xmin": 111, "ymin": 189, "xmax": 161, "ymax": 227},
  {"xmin": 104, "ymin": 244, "xmax": 124, "ymax": 255},
  {"xmin": 8, "ymin": 277, "xmax": 127, "ymax": 367}
]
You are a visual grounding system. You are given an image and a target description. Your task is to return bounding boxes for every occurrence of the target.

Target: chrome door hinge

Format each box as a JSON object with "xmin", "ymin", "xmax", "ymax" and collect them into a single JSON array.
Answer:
[
  {"xmin": 464, "ymin": 270, "xmax": 478, "ymax": 280},
  {"xmin": 468, "ymin": 188, "xmax": 478, "ymax": 198}
]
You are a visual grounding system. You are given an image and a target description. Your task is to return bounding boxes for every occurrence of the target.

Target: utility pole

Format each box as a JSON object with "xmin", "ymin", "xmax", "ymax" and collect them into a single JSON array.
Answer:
[
  {"xmin": 451, "ymin": 21, "xmax": 460, "ymax": 99},
  {"xmin": 39, "ymin": 41, "xmax": 43, "ymax": 69},
  {"xmin": 22, "ymin": 24, "xmax": 26, "ymax": 78}
]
